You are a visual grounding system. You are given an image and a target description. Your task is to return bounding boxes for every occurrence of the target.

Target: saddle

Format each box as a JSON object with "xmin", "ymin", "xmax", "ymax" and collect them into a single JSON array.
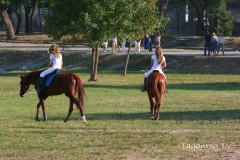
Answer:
[{"xmin": 44, "ymin": 69, "xmax": 62, "ymax": 87}]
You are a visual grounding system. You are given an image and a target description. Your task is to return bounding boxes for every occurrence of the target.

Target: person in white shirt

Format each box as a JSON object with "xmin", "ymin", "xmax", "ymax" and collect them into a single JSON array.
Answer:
[
  {"xmin": 135, "ymin": 39, "xmax": 141, "ymax": 54},
  {"xmin": 121, "ymin": 36, "xmax": 126, "ymax": 52},
  {"xmin": 211, "ymin": 32, "xmax": 218, "ymax": 57},
  {"xmin": 217, "ymin": 32, "xmax": 225, "ymax": 56},
  {"xmin": 102, "ymin": 37, "xmax": 108, "ymax": 53},
  {"xmin": 154, "ymin": 33, "xmax": 161, "ymax": 47},
  {"xmin": 141, "ymin": 47, "xmax": 167, "ymax": 93},
  {"xmin": 38, "ymin": 44, "xmax": 63, "ymax": 93},
  {"xmin": 112, "ymin": 37, "xmax": 117, "ymax": 53}
]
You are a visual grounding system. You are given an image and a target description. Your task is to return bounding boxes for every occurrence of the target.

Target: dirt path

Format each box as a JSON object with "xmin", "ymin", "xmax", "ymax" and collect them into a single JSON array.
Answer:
[{"xmin": 0, "ymin": 42, "xmax": 240, "ymax": 57}]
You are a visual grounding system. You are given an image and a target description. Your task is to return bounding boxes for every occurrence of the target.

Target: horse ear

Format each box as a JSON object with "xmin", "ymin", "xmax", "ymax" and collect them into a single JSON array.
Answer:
[{"xmin": 19, "ymin": 74, "xmax": 23, "ymax": 79}]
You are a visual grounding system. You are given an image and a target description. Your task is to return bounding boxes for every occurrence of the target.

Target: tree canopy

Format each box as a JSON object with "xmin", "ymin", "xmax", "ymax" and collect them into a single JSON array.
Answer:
[
  {"xmin": 47, "ymin": 0, "xmax": 167, "ymax": 80},
  {"xmin": 212, "ymin": 0, "xmax": 233, "ymax": 36}
]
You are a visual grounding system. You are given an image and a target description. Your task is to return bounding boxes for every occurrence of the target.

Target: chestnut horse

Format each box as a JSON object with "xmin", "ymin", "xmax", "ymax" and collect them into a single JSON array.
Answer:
[
  {"xmin": 19, "ymin": 70, "xmax": 86, "ymax": 123},
  {"xmin": 146, "ymin": 71, "xmax": 166, "ymax": 120}
]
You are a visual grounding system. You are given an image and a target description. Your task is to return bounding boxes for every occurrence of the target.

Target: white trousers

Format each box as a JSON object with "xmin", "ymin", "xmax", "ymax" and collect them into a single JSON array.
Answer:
[{"xmin": 40, "ymin": 67, "xmax": 56, "ymax": 77}]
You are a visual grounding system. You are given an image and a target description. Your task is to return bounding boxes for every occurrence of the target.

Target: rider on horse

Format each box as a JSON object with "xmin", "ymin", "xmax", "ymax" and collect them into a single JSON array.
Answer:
[
  {"xmin": 37, "ymin": 44, "xmax": 63, "ymax": 93},
  {"xmin": 141, "ymin": 47, "xmax": 167, "ymax": 93}
]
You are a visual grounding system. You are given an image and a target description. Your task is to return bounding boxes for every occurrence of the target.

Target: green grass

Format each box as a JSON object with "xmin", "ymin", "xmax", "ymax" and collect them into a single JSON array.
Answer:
[{"xmin": 0, "ymin": 70, "xmax": 239, "ymax": 159}]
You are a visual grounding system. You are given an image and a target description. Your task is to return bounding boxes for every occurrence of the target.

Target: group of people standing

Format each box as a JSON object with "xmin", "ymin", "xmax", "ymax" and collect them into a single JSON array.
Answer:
[
  {"xmin": 102, "ymin": 33, "xmax": 161, "ymax": 54},
  {"xmin": 204, "ymin": 31, "xmax": 225, "ymax": 57},
  {"xmin": 143, "ymin": 33, "xmax": 161, "ymax": 54}
]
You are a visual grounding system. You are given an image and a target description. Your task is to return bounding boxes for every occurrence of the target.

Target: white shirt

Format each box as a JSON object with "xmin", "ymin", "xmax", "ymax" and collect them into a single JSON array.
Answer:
[
  {"xmin": 50, "ymin": 53, "xmax": 62, "ymax": 69},
  {"xmin": 151, "ymin": 55, "xmax": 165, "ymax": 72},
  {"xmin": 155, "ymin": 36, "xmax": 161, "ymax": 43},
  {"xmin": 112, "ymin": 37, "xmax": 117, "ymax": 43},
  {"xmin": 218, "ymin": 36, "xmax": 224, "ymax": 44}
]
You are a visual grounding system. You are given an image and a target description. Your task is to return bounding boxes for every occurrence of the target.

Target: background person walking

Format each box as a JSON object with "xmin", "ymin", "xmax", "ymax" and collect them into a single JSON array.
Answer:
[
  {"xmin": 217, "ymin": 32, "xmax": 225, "ymax": 56},
  {"xmin": 204, "ymin": 31, "xmax": 211, "ymax": 56},
  {"xmin": 211, "ymin": 32, "xmax": 218, "ymax": 57},
  {"xmin": 143, "ymin": 34, "xmax": 151, "ymax": 54}
]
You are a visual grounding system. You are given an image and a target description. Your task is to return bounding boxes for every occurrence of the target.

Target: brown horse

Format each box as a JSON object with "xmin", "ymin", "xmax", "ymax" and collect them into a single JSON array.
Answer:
[
  {"xmin": 19, "ymin": 69, "xmax": 86, "ymax": 123},
  {"xmin": 146, "ymin": 71, "xmax": 166, "ymax": 120}
]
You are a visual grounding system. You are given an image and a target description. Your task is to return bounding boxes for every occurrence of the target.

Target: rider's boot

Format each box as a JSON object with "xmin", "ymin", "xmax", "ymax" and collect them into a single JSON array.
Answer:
[
  {"xmin": 140, "ymin": 77, "xmax": 147, "ymax": 92},
  {"xmin": 37, "ymin": 77, "xmax": 45, "ymax": 93}
]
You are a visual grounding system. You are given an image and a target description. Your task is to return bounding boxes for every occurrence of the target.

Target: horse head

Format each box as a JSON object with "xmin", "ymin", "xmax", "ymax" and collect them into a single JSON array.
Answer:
[
  {"xmin": 19, "ymin": 75, "xmax": 30, "ymax": 97},
  {"xmin": 19, "ymin": 71, "xmax": 41, "ymax": 97}
]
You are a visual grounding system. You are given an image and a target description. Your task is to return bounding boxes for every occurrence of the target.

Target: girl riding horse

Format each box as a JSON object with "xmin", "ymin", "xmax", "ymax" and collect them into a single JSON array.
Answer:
[
  {"xmin": 38, "ymin": 44, "xmax": 63, "ymax": 93},
  {"xmin": 141, "ymin": 47, "xmax": 167, "ymax": 93}
]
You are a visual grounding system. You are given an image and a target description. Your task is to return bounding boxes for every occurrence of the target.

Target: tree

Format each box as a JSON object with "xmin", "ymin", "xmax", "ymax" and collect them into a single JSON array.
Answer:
[
  {"xmin": 157, "ymin": 0, "xmax": 170, "ymax": 17},
  {"xmin": 212, "ymin": 0, "xmax": 233, "ymax": 36},
  {"xmin": 120, "ymin": 0, "xmax": 167, "ymax": 76},
  {"xmin": 23, "ymin": 0, "xmax": 38, "ymax": 34},
  {"xmin": 0, "ymin": 0, "xmax": 15, "ymax": 40},
  {"xmin": 177, "ymin": 0, "xmax": 220, "ymax": 35},
  {"xmin": 10, "ymin": 0, "xmax": 24, "ymax": 35},
  {"xmin": 46, "ymin": 0, "xmax": 167, "ymax": 80}
]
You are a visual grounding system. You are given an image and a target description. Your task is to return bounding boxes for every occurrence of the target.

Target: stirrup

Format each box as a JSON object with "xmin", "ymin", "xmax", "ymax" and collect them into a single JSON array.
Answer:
[{"xmin": 37, "ymin": 86, "xmax": 45, "ymax": 93}]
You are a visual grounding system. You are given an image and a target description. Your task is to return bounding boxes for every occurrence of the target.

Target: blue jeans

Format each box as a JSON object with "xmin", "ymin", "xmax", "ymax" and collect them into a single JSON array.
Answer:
[{"xmin": 218, "ymin": 43, "xmax": 224, "ymax": 55}]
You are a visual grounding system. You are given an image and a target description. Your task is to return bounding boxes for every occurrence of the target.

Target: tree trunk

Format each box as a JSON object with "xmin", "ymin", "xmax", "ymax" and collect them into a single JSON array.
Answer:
[
  {"xmin": 93, "ymin": 45, "xmax": 99, "ymax": 81},
  {"xmin": 90, "ymin": 47, "xmax": 96, "ymax": 81},
  {"xmin": 123, "ymin": 41, "xmax": 132, "ymax": 76},
  {"xmin": 15, "ymin": 11, "xmax": 22, "ymax": 35},
  {"xmin": 30, "ymin": 0, "xmax": 38, "ymax": 33},
  {"xmin": 157, "ymin": 0, "xmax": 170, "ymax": 17},
  {"xmin": 90, "ymin": 45, "xmax": 99, "ymax": 81},
  {"xmin": 196, "ymin": 13, "xmax": 204, "ymax": 36},
  {"xmin": 0, "ymin": 10, "xmax": 15, "ymax": 40},
  {"xmin": 24, "ymin": 3, "xmax": 31, "ymax": 34}
]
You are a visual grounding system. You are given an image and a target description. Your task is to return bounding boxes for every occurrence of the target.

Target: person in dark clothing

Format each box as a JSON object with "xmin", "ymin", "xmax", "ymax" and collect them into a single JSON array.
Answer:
[{"xmin": 204, "ymin": 31, "xmax": 212, "ymax": 56}]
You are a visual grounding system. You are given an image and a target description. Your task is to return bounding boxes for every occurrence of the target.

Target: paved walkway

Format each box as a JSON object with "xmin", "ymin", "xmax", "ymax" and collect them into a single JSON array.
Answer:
[{"xmin": 0, "ymin": 42, "xmax": 239, "ymax": 57}]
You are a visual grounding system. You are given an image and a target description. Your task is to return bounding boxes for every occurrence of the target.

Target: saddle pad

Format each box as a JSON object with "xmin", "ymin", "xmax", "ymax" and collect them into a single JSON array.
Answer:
[{"xmin": 45, "ymin": 74, "xmax": 57, "ymax": 87}]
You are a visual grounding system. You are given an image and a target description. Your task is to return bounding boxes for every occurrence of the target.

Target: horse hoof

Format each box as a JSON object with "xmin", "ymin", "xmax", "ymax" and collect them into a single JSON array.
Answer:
[
  {"xmin": 35, "ymin": 118, "xmax": 40, "ymax": 121},
  {"xmin": 154, "ymin": 117, "xmax": 159, "ymax": 120},
  {"xmin": 80, "ymin": 115, "xmax": 87, "ymax": 123},
  {"xmin": 64, "ymin": 119, "xmax": 68, "ymax": 123}
]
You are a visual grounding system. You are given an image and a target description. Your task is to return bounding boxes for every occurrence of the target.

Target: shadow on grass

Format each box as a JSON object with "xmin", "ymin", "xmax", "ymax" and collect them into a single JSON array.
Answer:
[
  {"xmin": 85, "ymin": 109, "xmax": 240, "ymax": 121},
  {"xmin": 83, "ymin": 82, "xmax": 240, "ymax": 91},
  {"xmin": 36, "ymin": 109, "xmax": 240, "ymax": 122},
  {"xmin": 170, "ymin": 82, "xmax": 240, "ymax": 91}
]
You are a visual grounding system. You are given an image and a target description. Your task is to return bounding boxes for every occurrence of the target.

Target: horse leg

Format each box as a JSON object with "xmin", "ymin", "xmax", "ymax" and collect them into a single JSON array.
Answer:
[
  {"xmin": 67, "ymin": 94, "xmax": 87, "ymax": 123},
  {"xmin": 39, "ymin": 97, "xmax": 47, "ymax": 121},
  {"xmin": 155, "ymin": 93, "xmax": 164, "ymax": 120},
  {"xmin": 147, "ymin": 94, "xmax": 154, "ymax": 120},
  {"xmin": 37, "ymin": 94, "xmax": 48, "ymax": 121},
  {"xmin": 35, "ymin": 101, "xmax": 41, "ymax": 121},
  {"xmin": 154, "ymin": 103, "xmax": 160, "ymax": 120},
  {"xmin": 64, "ymin": 100, "xmax": 74, "ymax": 123}
]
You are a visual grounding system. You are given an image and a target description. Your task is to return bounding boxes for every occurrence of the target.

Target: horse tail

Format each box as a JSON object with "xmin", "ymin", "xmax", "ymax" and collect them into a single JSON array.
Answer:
[
  {"xmin": 75, "ymin": 75, "xmax": 85, "ymax": 109},
  {"xmin": 153, "ymin": 76, "xmax": 160, "ymax": 104},
  {"xmin": 154, "ymin": 74, "xmax": 164, "ymax": 104}
]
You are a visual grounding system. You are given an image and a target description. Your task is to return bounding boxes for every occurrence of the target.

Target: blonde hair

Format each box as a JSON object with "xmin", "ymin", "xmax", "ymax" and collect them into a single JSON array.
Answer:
[
  {"xmin": 49, "ymin": 44, "xmax": 60, "ymax": 58},
  {"xmin": 155, "ymin": 47, "xmax": 164, "ymax": 64}
]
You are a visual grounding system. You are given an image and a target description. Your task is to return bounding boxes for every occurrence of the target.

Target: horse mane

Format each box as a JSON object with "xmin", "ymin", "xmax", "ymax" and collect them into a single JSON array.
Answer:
[{"xmin": 23, "ymin": 69, "xmax": 45, "ymax": 84}]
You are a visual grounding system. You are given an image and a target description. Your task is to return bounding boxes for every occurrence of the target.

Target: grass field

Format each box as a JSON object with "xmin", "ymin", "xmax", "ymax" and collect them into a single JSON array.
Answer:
[{"xmin": 0, "ymin": 69, "xmax": 239, "ymax": 160}]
